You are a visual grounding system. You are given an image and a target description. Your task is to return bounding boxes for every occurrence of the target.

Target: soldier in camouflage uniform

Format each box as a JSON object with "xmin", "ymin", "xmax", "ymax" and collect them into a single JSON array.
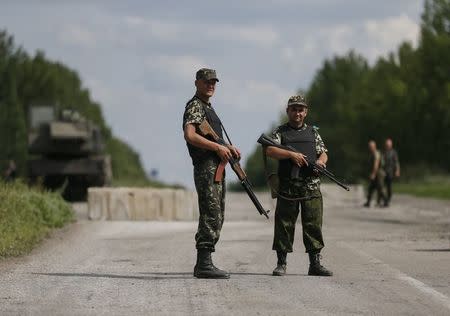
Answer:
[
  {"xmin": 382, "ymin": 138, "xmax": 400, "ymax": 206},
  {"xmin": 364, "ymin": 140, "xmax": 388, "ymax": 207},
  {"xmin": 265, "ymin": 95, "xmax": 333, "ymax": 277},
  {"xmin": 183, "ymin": 68, "xmax": 240, "ymax": 279}
]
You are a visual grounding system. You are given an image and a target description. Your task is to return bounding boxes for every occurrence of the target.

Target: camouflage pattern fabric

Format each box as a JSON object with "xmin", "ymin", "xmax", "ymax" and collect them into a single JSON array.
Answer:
[
  {"xmin": 193, "ymin": 158, "xmax": 226, "ymax": 252},
  {"xmin": 196, "ymin": 68, "xmax": 219, "ymax": 82},
  {"xmin": 368, "ymin": 150, "xmax": 385, "ymax": 180},
  {"xmin": 270, "ymin": 123, "xmax": 327, "ymax": 191},
  {"xmin": 272, "ymin": 188, "xmax": 324, "ymax": 253},
  {"xmin": 183, "ymin": 97, "xmax": 208, "ymax": 128},
  {"xmin": 287, "ymin": 94, "xmax": 308, "ymax": 107},
  {"xmin": 183, "ymin": 95, "xmax": 226, "ymax": 251}
]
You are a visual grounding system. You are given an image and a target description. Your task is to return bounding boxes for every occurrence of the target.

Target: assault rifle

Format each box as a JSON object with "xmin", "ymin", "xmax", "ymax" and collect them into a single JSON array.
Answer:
[
  {"xmin": 198, "ymin": 120, "xmax": 270, "ymax": 219},
  {"xmin": 257, "ymin": 134, "xmax": 350, "ymax": 191}
]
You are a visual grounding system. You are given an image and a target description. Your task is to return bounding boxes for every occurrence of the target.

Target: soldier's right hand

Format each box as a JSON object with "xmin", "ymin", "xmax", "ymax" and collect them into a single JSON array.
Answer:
[
  {"xmin": 216, "ymin": 145, "xmax": 232, "ymax": 162},
  {"xmin": 289, "ymin": 152, "xmax": 308, "ymax": 167}
]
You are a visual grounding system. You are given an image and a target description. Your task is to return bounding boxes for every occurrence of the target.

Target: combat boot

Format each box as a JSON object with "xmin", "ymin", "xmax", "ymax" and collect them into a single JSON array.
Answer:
[
  {"xmin": 308, "ymin": 252, "xmax": 333, "ymax": 277},
  {"xmin": 272, "ymin": 251, "xmax": 287, "ymax": 276},
  {"xmin": 194, "ymin": 249, "xmax": 230, "ymax": 279}
]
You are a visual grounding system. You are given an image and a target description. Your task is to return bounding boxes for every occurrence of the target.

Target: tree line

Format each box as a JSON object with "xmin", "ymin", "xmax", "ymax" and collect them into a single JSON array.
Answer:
[
  {"xmin": 0, "ymin": 30, "xmax": 151, "ymax": 185},
  {"xmin": 241, "ymin": 0, "xmax": 450, "ymax": 189}
]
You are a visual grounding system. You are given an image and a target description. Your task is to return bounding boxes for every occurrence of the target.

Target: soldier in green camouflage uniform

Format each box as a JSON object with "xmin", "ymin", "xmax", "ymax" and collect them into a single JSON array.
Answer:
[
  {"xmin": 364, "ymin": 140, "xmax": 388, "ymax": 207},
  {"xmin": 183, "ymin": 68, "xmax": 240, "ymax": 279},
  {"xmin": 265, "ymin": 95, "xmax": 333, "ymax": 277}
]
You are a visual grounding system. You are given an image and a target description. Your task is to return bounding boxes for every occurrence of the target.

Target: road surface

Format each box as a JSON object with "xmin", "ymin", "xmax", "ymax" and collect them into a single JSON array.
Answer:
[{"xmin": 1, "ymin": 185, "xmax": 449, "ymax": 315}]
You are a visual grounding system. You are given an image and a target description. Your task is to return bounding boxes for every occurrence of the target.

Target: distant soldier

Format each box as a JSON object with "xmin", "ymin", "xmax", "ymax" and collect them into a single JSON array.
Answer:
[
  {"xmin": 264, "ymin": 95, "xmax": 333, "ymax": 277},
  {"xmin": 183, "ymin": 68, "xmax": 240, "ymax": 279},
  {"xmin": 382, "ymin": 138, "xmax": 400, "ymax": 205},
  {"xmin": 364, "ymin": 141, "xmax": 387, "ymax": 207},
  {"xmin": 4, "ymin": 159, "xmax": 17, "ymax": 182}
]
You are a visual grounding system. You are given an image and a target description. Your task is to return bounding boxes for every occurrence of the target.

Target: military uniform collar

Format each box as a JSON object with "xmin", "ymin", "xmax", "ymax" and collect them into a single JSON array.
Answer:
[
  {"xmin": 286, "ymin": 122, "xmax": 307, "ymax": 131},
  {"xmin": 194, "ymin": 94, "xmax": 212, "ymax": 107}
]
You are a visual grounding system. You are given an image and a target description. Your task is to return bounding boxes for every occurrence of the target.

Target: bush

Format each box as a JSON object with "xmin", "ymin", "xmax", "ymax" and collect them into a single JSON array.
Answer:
[{"xmin": 0, "ymin": 180, "xmax": 74, "ymax": 257}]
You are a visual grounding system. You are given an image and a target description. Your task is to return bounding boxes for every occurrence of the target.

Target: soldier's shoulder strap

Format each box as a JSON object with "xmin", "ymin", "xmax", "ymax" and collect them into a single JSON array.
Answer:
[{"xmin": 185, "ymin": 95, "xmax": 201, "ymax": 108}]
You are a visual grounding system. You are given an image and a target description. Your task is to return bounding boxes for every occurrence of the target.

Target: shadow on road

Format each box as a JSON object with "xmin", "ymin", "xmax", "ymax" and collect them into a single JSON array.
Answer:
[
  {"xmin": 340, "ymin": 214, "xmax": 418, "ymax": 226},
  {"xmin": 32, "ymin": 272, "xmax": 192, "ymax": 281},
  {"xmin": 413, "ymin": 248, "xmax": 450, "ymax": 252},
  {"xmin": 33, "ymin": 271, "xmax": 307, "ymax": 280}
]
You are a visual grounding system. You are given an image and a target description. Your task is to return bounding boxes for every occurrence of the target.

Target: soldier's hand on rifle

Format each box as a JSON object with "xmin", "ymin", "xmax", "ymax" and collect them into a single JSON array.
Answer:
[
  {"xmin": 315, "ymin": 159, "xmax": 326, "ymax": 169},
  {"xmin": 216, "ymin": 144, "xmax": 233, "ymax": 162},
  {"xmin": 227, "ymin": 145, "xmax": 241, "ymax": 160},
  {"xmin": 289, "ymin": 152, "xmax": 308, "ymax": 167}
]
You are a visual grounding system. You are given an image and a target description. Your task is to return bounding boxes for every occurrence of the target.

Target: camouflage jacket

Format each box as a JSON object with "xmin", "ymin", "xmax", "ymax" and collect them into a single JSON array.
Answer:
[
  {"xmin": 182, "ymin": 96, "xmax": 211, "ymax": 128},
  {"xmin": 183, "ymin": 96, "xmax": 220, "ymax": 165}
]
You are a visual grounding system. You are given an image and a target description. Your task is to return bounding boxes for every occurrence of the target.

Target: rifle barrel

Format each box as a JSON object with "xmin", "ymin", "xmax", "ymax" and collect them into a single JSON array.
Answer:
[
  {"xmin": 241, "ymin": 179, "xmax": 270, "ymax": 219},
  {"xmin": 258, "ymin": 134, "xmax": 350, "ymax": 191}
]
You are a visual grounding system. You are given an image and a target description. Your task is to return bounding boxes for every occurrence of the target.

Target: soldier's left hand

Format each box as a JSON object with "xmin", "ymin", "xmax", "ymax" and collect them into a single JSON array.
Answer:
[
  {"xmin": 315, "ymin": 159, "xmax": 326, "ymax": 169},
  {"xmin": 227, "ymin": 145, "xmax": 241, "ymax": 160}
]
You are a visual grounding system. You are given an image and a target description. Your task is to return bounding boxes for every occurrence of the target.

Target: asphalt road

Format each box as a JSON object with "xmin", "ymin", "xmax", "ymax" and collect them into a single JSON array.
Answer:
[{"xmin": 1, "ymin": 185, "xmax": 449, "ymax": 315}]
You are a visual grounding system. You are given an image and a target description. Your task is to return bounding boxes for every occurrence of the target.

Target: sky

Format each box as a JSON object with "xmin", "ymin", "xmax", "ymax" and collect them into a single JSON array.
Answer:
[{"xmin": 0, "ymin": 0, "xmax": 423, "ymax": 188}]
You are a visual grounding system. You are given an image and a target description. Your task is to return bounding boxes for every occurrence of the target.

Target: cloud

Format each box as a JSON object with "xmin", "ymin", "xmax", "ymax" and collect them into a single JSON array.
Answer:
[
  {"xmin": 144, "ymin": 55, "xmax": 208, "ymax": 82},
  {"xmin": 210, "ymin": 24, "xmax": 279, "ymax": 46},
  {"xmin": 58, "ymin": 24, "xmax": 96, "ymax": 48},
  {"xmin": 218, "ymin": 78, "xmax": 291, "ymax": 113},
  {"xmin": 123, "ymin": 15, "xmax": 279, "ymax": 46},
  {"xmin": 364, "ymin": 14, "xmax": 419, "ymax": 60},
  {"xmin": 280, "ymin": 14, "xmax": 420, "ymax": 76},
  {"xmin": 123, "ymin": 16, "xmax": 182, "ymax": 41}
]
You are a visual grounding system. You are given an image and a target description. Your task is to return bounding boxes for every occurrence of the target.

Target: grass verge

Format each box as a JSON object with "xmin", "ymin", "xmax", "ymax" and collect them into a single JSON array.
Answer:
[
  {"xmin": 0, "ymin": 181, "xmax": 74, "ymax": 258},
  {"xmin": 395, "ymin": 176, "xmax": 450, "ymax": 200}
]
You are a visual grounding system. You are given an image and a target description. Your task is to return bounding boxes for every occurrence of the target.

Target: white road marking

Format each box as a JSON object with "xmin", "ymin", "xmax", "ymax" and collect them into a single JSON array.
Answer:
[{"xmin": 338, "ymin": 242, "xmax": 450, "ymax": 311}]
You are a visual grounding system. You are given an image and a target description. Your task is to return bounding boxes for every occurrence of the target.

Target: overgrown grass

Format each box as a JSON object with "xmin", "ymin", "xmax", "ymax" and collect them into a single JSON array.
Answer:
[
  {"xmin": 0, "ymin": 181, "xmax": 74, "ymax": 258},
  {"xmin": 395, "ymin": 175, "xmax": 450, "ymax": 200}
]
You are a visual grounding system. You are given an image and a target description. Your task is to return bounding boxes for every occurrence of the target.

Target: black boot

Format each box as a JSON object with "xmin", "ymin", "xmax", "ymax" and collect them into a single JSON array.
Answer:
[
  {"xmin": 272, "ymin": 251, "xmax": 287, "ymax": 276},
  {"xmin": 194, "ymin": 249, "xmax": 230, "ymax": 279},
  {"xmin": 308, "ymin": 252, "xmax": 333, "ymax": 276}
]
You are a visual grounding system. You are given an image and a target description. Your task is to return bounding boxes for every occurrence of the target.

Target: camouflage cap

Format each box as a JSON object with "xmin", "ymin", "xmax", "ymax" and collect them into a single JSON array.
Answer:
[
  {"xmin": 287, "ymin": 94, "xmax": 308, "ymax": 107},
  {"xmin": 196, "ymin": 68, "xmax": 219, "ymax": 82}
]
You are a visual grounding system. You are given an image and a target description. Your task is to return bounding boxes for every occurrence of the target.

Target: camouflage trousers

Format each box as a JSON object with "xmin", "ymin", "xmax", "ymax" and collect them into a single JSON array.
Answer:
[
  {"xmin": 272, "ymin": 188, "xmax": 324, "ymax": 254},
  {"xmin": 193, "ymin": 159, "xmax": 226, "ymax": 252}
]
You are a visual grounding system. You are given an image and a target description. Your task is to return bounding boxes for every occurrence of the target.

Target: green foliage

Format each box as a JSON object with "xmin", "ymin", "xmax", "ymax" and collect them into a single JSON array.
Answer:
[
  {"xmin": 241, "ymin": 0, "xmax": 450, "ymax": 189},
  {"xmin": 395, "ymin": 175, "xmax": 450, "ymax": 200},
  {"xmin": 0, "ymin": 29, "xmax": 150, "ymax": 186},
  {"xmin": 0, "ymin": 34, "xmax": 27, "ymax": 175},
  {"xmin": 0, "ymin": 180, "xmax": 74, "ymax": 257},
  {"xmin": 106, "ymin": 137, "xmax": 166, "ymax": 187}
]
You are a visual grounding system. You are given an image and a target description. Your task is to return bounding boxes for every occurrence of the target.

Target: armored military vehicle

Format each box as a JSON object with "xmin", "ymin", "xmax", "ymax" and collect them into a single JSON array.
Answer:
[{"xmin": 27, "ymin": 106, "xmax": 112, "ymax": 201}]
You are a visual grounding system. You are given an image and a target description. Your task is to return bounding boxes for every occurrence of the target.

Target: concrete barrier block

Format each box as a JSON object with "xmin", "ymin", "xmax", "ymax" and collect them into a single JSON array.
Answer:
[
  {"xmin": 108, "ymin": 188, "xmax": 134, "ymax": 220},
  {"xmin": 87, "ymin": 188, "xmax": 109, "ymax": 220},
  {"xmin": 174, "ymin": 189, "xmax": 197, "ymax": 221},
  {"xmin": 158, "ymin": 189, "xmax": 175, "ymax": 220},
  {"xmin": 132, "ymin": 189, "xmax": 161, "ymax": 220},
  {"xmin": 88, "ymin": 187, "xmax": 198, "ymax": 221}
]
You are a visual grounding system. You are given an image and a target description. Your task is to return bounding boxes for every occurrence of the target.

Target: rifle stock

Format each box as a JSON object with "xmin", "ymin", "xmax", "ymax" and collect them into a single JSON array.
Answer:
[
  {"xmin": 257, "ymin": 134, "xmax": 350, "ymax": 191},
  {"xmin": 198, "ymin": 120, "xmax": 270, "ymax": 218},
  {"xmin": 199, "ymin": 120, "xmax": 220, "ymax": 141}
]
